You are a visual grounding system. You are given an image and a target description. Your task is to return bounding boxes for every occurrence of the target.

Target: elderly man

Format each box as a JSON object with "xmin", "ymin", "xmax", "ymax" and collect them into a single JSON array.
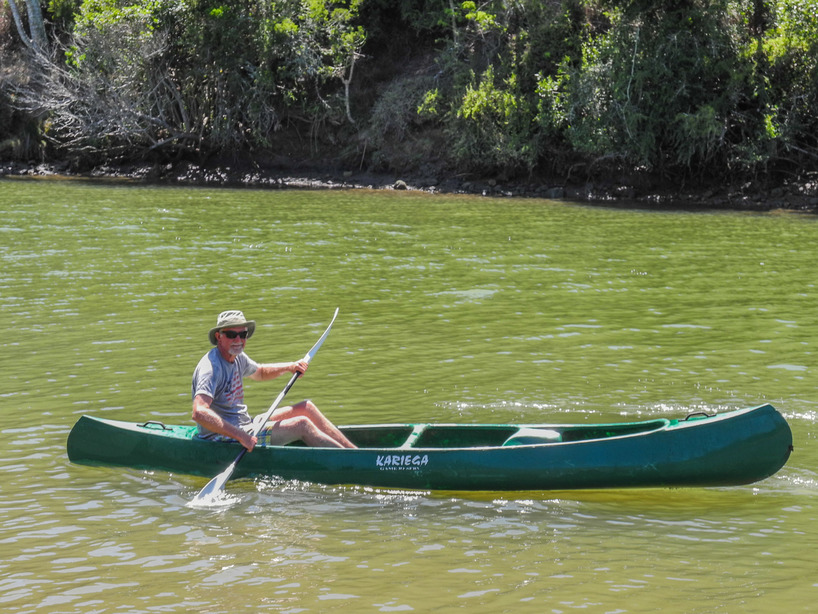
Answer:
[{"xmin": 192, "ymin": 310, "xmax": 356, "ymax": 450}]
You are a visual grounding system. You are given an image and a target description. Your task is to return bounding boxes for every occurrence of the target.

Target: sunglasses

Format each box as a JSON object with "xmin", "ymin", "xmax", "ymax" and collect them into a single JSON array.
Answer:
[{"xmin": 220, "ymin": 330, "xmax": 249, "ymax": 339}]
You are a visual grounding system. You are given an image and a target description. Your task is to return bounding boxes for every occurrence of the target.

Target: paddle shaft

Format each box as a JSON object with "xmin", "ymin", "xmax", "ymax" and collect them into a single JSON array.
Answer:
[
  {"xmin": 190, "ymin": 308, "xmax": 339, "ymax": 503},
  {"xmin": 228, "ymin": 368, "xmax": 301, "ymax": 468}
]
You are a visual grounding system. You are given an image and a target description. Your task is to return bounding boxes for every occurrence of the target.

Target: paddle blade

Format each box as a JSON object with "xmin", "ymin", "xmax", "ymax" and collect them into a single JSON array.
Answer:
[{"xmin": 188, "ymin": 461, "xmax": 237, "ymax": 507}]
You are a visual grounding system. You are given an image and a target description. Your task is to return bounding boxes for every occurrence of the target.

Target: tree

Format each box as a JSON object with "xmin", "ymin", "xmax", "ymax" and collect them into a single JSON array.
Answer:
[{"xmin": 4, "ymin": 0, "xmax": 48, "ymax": 53}]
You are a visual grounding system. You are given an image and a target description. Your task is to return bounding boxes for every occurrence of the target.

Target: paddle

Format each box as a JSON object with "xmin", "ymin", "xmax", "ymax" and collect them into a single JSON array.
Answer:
[{"xmin": 190, "ymin": 307, "xmax": 340, "ymax": 505}]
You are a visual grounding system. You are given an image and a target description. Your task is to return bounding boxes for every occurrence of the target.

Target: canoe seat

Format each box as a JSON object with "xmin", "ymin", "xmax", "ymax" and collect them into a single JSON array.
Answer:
[{"xmin": 502, "ymin": 428, "xmax": 562, "ymax": 446}]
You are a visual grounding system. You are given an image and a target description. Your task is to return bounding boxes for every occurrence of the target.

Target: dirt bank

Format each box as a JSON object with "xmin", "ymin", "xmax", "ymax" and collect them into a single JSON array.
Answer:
[{"xmin": 3, "ymin": 159, "xmax": 817, "ymax": 213}]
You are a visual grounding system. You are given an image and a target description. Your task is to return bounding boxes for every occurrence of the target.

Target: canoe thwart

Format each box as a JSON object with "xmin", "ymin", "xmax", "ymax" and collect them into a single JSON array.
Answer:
[{"xmin": 399, "ymin": 425, "xmax": 428, "ymax": 449}]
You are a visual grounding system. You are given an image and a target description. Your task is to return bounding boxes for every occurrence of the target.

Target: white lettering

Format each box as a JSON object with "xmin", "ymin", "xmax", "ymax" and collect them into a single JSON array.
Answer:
[{"xmin": 375, "ymin": 454, "xmax": 429, "ymax": 470}]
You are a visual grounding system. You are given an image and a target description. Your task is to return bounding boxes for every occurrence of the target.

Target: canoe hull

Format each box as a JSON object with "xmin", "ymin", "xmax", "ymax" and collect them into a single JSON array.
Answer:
[{"xmin": 66, "ymin": 404, "xmax": 793, "ymax": 491}]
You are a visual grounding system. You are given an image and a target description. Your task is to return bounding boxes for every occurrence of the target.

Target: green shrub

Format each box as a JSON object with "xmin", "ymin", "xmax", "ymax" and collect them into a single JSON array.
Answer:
[{"xmin": 448, "ymin": 65, "xmax": 536, "ymax": 174}]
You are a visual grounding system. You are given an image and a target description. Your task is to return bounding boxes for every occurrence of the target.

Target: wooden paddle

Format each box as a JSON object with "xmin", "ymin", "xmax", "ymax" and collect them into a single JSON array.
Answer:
[{"xmin": 190, "ymin": 308, "xmax": 340, "ymax": 505}]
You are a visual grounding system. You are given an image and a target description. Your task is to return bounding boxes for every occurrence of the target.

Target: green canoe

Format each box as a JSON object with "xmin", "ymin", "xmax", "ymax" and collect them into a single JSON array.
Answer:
[{"xmin": 67, "ymin": 403, "xmax": 792, "ymax": 491}]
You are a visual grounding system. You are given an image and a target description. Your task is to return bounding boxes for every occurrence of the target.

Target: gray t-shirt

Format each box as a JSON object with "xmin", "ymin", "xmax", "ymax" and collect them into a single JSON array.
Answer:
[{"xmin": 192, "ymin": 348, "xmax": 260, "ymax": 437}]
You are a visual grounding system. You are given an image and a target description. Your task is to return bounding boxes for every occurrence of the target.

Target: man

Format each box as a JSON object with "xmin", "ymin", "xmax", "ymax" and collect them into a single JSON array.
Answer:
[{"xmin": 192, "ymin": 310, "xmax": 356, "ymax": 450}]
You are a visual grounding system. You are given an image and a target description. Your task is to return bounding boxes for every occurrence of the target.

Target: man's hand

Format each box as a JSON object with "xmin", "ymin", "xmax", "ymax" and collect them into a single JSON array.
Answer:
[
  {"xmin": 292, "ymin": 359, "xmax": 309, "ymax": 375},
  {"xmin": 239, "ymin": 431, "xmax": 258, "ymax": 452}
]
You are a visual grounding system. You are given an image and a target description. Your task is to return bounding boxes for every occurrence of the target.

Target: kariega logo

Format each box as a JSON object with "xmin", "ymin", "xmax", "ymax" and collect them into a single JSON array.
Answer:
[{"xmin": 376, "ymin": 453, "xmax": 429, "ymax": 470}]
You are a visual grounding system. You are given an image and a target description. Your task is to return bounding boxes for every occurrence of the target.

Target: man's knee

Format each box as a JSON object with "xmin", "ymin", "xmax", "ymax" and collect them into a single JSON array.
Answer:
[{"xmin": 294, "ymin": 399, "xmax": 318, "ymax": 413}]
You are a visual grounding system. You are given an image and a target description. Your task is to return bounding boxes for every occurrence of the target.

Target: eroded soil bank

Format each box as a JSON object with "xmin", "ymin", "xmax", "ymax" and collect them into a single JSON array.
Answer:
[{"xmin": 3, "ymin": 159, "xmax": 817, "ymax": 213}]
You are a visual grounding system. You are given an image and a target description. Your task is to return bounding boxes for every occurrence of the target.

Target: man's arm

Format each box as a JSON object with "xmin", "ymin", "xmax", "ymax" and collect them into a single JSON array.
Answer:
[
  {"xmin": 249, "ymin": 359, "xmax": 309, "ymax": 382},
  {"xmin": 192, "ymin": 394, "xmax": 256, "ymax": 451}
]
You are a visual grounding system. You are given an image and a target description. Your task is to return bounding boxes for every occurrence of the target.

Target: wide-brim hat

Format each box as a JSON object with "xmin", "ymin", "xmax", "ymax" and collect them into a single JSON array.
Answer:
[{"xmin": 209, "ymin": 310, "xmax": 256, "ymax": 345}]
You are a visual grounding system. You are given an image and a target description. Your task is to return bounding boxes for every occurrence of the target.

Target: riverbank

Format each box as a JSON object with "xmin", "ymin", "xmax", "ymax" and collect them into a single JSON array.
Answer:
[{"xmin": 2, "ymin": 159, "xmax": 817, "ymax": 213}]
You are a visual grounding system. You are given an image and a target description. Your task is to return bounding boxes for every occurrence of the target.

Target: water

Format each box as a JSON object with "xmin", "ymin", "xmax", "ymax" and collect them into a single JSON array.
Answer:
[{"xmin": 1, "ymin": 178, "xmax": 816, "ymax": 612}]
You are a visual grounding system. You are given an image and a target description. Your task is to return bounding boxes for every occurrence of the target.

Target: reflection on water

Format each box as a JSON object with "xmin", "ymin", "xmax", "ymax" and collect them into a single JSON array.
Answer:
[{"xmin": 1, "ymin": 179, "xmax": 816, "ymax": 612}]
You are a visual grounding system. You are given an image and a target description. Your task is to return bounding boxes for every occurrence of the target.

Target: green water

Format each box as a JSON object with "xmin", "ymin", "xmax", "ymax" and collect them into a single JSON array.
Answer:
[{"xmin": 1, "ymin": 179, "xmax": 816, "ymax": 613}]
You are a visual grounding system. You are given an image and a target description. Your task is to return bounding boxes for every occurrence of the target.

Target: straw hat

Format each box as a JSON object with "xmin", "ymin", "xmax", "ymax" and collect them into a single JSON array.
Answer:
[{"xmin": 209, "ymin": 310, "xmax": 256, "ymax": 345}]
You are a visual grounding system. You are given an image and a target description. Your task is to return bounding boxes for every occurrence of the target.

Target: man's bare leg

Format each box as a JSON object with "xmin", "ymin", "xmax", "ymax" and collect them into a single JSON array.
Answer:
[
  {"xmin": 260, "ymin": 415, "xmax": 344, "ymax": 448},
  {"xmin": 269, "ymin": 400, "xmax": 356, "ymax": 448}
]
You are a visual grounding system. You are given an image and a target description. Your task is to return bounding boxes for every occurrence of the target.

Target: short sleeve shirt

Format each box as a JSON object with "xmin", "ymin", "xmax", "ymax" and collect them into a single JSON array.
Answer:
[{"xmin": 192, "ymin": 348, "xmax": 259, "ymax": 437}]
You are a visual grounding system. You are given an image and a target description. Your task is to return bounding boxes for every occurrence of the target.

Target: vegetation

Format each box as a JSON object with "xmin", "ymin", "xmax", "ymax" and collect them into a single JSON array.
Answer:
[{"xmin": 2, "ymin": 0, "xmax": 817, "ymax": 186}]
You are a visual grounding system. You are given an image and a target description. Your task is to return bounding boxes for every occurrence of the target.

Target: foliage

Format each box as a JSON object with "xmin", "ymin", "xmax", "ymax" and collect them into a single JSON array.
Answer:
[
  {"xmin": 447, "ymin": 64, "xmax": 536, "ymax": 173},
  {"xmin": 363, "ymin": 73, "xmax": 441, "ymax": 171},
  {"xmin": 2, "ymin": 0, "xmax": 366, "ymax": 163},
  {"xmin": 553, "ymin": 1, "xmax": 740, "ymax": 173},
  {"xmin": 750, "ymin": 0, "xmax": 818, "ymax": 169},
  {"xmin": 1, "ymin": 0, "xmax": 817, "ymax": 181}
]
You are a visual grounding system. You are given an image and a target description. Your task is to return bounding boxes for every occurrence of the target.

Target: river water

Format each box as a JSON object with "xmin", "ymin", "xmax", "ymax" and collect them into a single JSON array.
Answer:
[{"xmin": 1, "ymin": 178, "xmax": 816, "ymax": 612}]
